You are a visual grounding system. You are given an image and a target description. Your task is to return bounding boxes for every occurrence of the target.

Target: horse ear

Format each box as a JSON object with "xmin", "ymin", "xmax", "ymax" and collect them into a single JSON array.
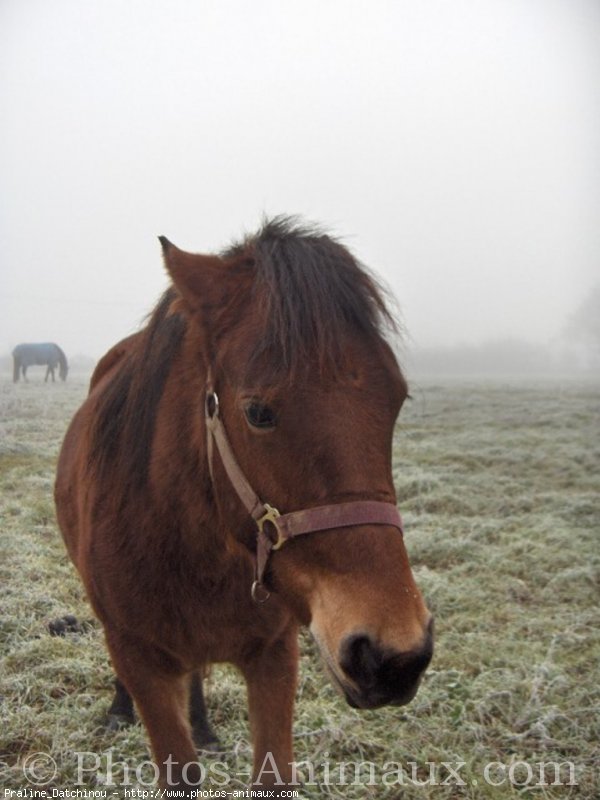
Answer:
[{"xmin": 159, "ymin": 237, "xmax": 225, "ymax": 314}]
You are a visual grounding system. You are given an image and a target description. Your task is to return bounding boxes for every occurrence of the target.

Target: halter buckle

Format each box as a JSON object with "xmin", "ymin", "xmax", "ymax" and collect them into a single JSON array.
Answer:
[{"xmin": 256, "ymin": 503, "xmax": 285, "ymax": 550}]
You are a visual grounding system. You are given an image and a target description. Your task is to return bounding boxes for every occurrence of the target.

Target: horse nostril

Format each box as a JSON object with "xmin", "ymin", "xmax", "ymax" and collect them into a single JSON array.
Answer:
[
  {"xmin": 339, "ymin": 631, "xmax": 434, "ymax": 708},
  {"xmin": 339, "ymin": 634, "xmax": 383, "ymax": 690}
]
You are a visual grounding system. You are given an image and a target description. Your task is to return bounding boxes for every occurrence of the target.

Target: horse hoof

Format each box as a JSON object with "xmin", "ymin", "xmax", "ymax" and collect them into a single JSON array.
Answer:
[
  {"xmin": 105, "ymin": 713, "xmax": 134, "ymax": 732},
  {"xmin": 193, "ymin": 734, "xmax": 221, "ymax": 754}
]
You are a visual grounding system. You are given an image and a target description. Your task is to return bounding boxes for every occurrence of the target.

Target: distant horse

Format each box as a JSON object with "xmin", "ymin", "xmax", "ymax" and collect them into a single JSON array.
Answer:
[
  {"xmin": 12, "ymin": 342, "xmax": 68, "ymax": 383},
  {"xmin": 55, "ymin": 218, "xmax": 433, "ymax": 794}
]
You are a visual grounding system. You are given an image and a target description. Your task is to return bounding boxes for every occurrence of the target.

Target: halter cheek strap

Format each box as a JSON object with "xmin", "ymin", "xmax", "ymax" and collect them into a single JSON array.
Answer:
[{"xmin": 205, "ymin": 385, "xmax": 403, "ymax": 602}]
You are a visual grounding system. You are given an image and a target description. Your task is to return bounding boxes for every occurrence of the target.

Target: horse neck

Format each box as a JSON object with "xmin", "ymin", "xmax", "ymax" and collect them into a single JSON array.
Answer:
[{"xmin": 148, "ymin": 343, "xmax": 228, "ymax": 556}]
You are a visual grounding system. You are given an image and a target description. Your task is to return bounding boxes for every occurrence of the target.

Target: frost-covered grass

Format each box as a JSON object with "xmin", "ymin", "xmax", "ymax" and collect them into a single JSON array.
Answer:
[{"xmin": 1, "ymin": 376, "xmax": 599, "ymax": 798}]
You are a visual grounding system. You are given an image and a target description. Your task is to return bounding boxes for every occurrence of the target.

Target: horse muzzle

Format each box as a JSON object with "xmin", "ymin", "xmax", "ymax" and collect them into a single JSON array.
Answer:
[{"xmin": 334, "ymin": 620, "xmax": 434, "ymax": 709}]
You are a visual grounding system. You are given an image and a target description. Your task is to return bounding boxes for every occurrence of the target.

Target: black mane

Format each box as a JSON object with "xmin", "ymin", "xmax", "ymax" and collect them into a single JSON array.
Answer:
[
  {"xmin": 228, "ymin": 216, "xmax": 396, "ymax": 377},
  {"xmin": 90, "ymin": 289, "xmax": 187, "ymax": 490}
]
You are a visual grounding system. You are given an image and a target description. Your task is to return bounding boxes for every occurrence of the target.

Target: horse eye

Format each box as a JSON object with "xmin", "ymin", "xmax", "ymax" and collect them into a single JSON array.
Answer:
[{"xmin": 244, "ymin": 401, "xmax": 277, "ymax": 430}]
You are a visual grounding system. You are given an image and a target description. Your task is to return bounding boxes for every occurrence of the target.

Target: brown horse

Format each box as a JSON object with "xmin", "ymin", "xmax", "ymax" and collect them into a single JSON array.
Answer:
[{"xmin": 55, "ymin": 218, "xmax": 433, "ymax": 794}]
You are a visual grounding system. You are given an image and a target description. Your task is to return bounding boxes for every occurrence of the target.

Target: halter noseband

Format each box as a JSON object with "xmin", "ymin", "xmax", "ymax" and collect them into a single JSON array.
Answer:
[{"xmin": 205, "ymin": 383, "xmax": 403, "ymax": 602}]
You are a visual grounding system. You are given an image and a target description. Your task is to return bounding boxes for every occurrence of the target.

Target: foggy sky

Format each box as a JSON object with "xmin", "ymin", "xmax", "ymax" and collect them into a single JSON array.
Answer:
[{"xmin": 1, "ymin": 0, "xmax": 599, "ymax": 361}]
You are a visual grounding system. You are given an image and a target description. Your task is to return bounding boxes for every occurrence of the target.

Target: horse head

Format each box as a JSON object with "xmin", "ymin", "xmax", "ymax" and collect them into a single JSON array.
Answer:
[{"xmin": 161, "ymin": 219, "xmax": 433, "ymax": 710}]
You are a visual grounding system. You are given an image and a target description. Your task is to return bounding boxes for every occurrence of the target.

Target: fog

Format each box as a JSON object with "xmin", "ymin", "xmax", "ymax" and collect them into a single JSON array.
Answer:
[{"xmin": 2, "ymin": 0, "xmax": 599, "ymax": 371}]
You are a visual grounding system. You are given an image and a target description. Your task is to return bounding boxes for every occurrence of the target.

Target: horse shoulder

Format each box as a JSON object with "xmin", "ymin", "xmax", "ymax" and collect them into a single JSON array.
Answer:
[
  {"xmin": 55, "ymin": 396, "xmax": 95, "ymax": 567},
  {"xmin": 57, "ymin": 336, "xmax": 138, "ymax": 565}
]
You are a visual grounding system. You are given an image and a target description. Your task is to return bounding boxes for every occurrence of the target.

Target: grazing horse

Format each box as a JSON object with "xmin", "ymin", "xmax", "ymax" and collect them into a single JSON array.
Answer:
[
  {"xmin": 12, "ymin": 342, "xmax": 68, "ymax": 382},
  {"xmin": 54, "ymin": 218, "xmax": 433, "ymax": 794}
]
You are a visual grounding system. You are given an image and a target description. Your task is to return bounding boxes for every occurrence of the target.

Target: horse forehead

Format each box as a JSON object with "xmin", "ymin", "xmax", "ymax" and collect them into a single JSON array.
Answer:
[{"xmin": 225, "ymin": 340, "xmax": 404, "ymax": 405}]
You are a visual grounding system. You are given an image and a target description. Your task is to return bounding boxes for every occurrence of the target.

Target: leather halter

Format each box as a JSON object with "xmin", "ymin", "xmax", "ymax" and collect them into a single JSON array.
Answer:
[{"xmin": 205, "ymin": 383, "xmax": 403, "ymax": 602}]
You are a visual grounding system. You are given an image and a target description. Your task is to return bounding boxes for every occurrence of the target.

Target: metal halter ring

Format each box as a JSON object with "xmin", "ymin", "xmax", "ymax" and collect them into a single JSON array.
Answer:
[
  {"xmin": 205, "ymin": 390, "xmax": 220, "ymax": 420},
  {"xmin": 251, "ymin": 580, "xmax": 271, "ymax": 604}
]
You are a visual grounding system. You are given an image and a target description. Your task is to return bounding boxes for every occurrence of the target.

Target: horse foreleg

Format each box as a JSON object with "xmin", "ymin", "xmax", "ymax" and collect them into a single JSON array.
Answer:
[
  {"xmin": 189, "ymin": 672, "xmax": 219, "ymax": 751},
  {"xmin": 105, "ymin": 632, "xmax": 201, "ymax": 792},
  {"xmin": 240, "ymin": 626, "xmax": 299, "ymax": 792},
  {"xmin": 104, "ymin": 670, "xmax": 218, "ymax": 750}
]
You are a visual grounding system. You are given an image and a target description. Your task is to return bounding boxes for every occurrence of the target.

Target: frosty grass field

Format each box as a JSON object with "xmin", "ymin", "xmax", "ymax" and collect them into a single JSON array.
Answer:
[{"xmin": 0, "ymin": 373, "xmax": 598, "ymax": 798}]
